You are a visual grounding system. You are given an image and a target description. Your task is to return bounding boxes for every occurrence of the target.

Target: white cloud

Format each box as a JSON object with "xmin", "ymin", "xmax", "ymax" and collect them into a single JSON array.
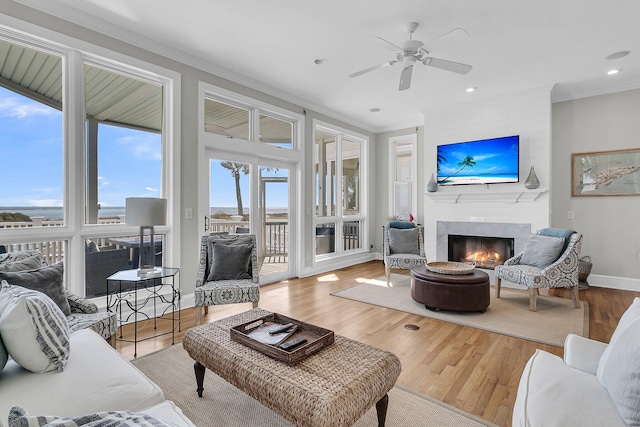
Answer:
[
  {"xmin": 27, "ymin": 199, "xmax": 63, "ymax": 207},
  {"xmin": 0, "ymin": 96, "xmax": 59, "ymax": 119},
  {"xmin": 145, "ymin": 186, "xmax": 158, "ymax": 193},
  {"xmin": 116, "ymin": 135, "xmax": 161, "ymax": 161}
]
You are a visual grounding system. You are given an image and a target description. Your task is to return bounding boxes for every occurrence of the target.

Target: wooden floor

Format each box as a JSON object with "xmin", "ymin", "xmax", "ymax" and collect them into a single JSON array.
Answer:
[{"xmin": 115, "ymin": 261, "xmax": 639, "ymax": 426}]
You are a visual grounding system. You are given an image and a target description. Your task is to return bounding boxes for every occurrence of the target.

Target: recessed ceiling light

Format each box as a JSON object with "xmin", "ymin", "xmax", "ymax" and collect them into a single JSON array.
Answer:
[
  {"xmin": 313, "ymin": 59, "xmax": 328, "ymax": 65},
  {"xmin": 607, "ymin": 69, "xmax": 622, "ymax": 75},
  {"xmin": 369, "ymin": 107, "xmax": 381, "ymax": 113},
  {"xmin": 466, "ymin": 87, "xmax": 477, "ymax": 93},
  {"xmin": 606, "ymin": 50, "xmax": 630, "ymax": 60}
]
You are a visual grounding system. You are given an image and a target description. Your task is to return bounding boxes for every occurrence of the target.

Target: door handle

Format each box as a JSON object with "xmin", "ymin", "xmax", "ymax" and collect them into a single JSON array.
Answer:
[{"xmin": 204, "ymin": 215, "xmax": 209, "ymax": 232}]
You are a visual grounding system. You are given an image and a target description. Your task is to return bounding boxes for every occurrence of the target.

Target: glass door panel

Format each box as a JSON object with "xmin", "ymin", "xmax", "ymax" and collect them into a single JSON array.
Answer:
[
  {"xmin": 259, "ymin": 165, "xmax": 290, "ymax": 279},
  {"xmin": 209, "ymin": 158, "xmax": 251, "ymax": 234},
  {"xmin": 206, "ymin": 152, "xmax": 293, "ymax": 283}
]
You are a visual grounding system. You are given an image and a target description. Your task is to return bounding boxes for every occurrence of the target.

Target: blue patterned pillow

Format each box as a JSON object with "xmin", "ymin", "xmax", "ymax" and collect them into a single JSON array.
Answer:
[
  {"xmin": 8, "ymin": 406, "xmax": 180, "ymax": 427},
  {"xmin": 0, "ymin": 282, "xmax": 70, "ymax": 373}
]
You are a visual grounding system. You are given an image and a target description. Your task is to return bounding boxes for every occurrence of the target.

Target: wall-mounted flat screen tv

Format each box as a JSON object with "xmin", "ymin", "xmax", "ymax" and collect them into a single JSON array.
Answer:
[{"xmin": 437, "ymin": 135, "xmax": 519, "ymax": 186}]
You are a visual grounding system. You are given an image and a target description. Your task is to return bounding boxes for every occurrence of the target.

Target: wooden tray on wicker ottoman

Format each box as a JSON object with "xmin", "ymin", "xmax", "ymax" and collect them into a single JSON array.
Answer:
[{"xmin": 230, "ymin": 312, "xmax": 334, "ymax": 365}]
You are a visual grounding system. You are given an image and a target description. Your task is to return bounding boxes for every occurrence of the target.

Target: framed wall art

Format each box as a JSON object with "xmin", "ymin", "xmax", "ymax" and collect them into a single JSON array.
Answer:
[{"xmin": 572, "ymin": 148, "xmax": 640, "ymax": 196}]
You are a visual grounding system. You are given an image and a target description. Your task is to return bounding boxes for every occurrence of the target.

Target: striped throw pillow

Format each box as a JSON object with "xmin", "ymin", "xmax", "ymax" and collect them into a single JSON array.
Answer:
[
  {"xmin": 0, "ymin": 282, "xmax": 70, "ymax": 373},
  {"xmin": 8, "ymin": 406, "xmax": 180, "ymax": 427}
]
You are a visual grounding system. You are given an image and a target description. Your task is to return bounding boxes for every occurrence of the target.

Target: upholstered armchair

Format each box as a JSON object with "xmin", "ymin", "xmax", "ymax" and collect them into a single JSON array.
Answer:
[
  {"xmin": 0, "ymin": 250, "xmax": 117, "ymax": 345},
  {"xmin": 494, "ymin": 228, "xmax": 582, "ymax": 312},
  {"xmin": 383, "ymin": 224, "xmax": 427, "ymax": 285},
  {"xmin": 194, "ymin": 234, "xmax": 260, "ymax": 325}
]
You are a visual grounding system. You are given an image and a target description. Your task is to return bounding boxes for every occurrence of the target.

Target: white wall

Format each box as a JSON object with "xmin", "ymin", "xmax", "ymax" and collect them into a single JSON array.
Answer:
[
  {"xmin": 422, "ymin": 87, "xmax": 553, "ymax": 263},
  {"xmin": 553, "ymin": 89, "xmax": 640, "ymax": 289}
]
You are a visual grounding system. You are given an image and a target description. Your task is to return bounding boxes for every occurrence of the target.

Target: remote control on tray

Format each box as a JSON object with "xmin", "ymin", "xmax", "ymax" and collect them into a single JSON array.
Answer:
[{"xmin": 279, "ymin": 337, "xmax": 307, "ymax": 350}]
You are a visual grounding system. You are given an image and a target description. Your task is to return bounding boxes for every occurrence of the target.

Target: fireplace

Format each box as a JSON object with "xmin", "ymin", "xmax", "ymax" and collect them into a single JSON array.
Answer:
[{"xmin": 448, "ymin": 235, "xmax": 514, "ymax": 269}]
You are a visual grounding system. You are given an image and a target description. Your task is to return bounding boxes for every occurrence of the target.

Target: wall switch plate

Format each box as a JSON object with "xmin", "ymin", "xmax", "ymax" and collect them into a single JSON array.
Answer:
[
  {"xmin": 567, "ymin": 211, "xmax": 574, "ymax": 220},
  {"xmin": 185, "ymin": 208, "xmax": 193, "ymax": 219}
]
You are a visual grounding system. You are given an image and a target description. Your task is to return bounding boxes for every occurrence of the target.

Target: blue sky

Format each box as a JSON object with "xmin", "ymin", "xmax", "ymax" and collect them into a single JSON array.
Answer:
[
  {"xmin": 437, "ymin": 136, "xmax": 519, "ymax": 177},
  {"xmin": 0, "ymin": 86, "xmax": 161, "ymax": 207},
  {"xmin": 1, "ymin": 86, "xmax": 288, "ymax": 210},
  {"xmin": 210, "ymin": 161, "xmax": 289, "ymax": 209}
]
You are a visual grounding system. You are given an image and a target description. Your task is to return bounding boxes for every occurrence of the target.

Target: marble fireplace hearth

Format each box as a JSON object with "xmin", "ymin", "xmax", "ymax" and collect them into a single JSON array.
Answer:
[{"xmin": 436, "ymin": 221, "xmax": 532, "ymax": 268}]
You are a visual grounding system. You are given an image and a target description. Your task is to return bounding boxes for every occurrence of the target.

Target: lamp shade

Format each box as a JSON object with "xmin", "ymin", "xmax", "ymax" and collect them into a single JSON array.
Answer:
[{"xmin": 125, "ymin": 197, "xmax": 167, "ymax": 226}]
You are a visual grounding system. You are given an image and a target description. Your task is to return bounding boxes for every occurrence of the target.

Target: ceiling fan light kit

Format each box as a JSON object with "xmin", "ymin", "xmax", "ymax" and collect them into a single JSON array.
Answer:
[{"xmin": 349, "ymin": 22, "xmax": 473, "ymax": 91}]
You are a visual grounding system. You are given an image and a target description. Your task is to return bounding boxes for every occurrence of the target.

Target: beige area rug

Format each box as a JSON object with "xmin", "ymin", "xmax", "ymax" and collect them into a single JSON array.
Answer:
[
  {"xmin": 331, "ymin": 274, "xmax": 589, "ymax": 347},
  {"xmin": 132, "ymin": 344, "xmax": 495, "ymax": 427}
]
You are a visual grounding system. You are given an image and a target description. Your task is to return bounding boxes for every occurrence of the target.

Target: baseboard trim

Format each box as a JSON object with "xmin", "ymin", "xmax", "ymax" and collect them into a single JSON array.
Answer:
[{"xmin": 587, "ymin": 274, "xmax": 640, "ymax": 292}]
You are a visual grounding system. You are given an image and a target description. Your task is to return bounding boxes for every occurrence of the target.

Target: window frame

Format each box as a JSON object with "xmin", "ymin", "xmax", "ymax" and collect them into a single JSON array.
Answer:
[
  {"xmin": 0, "ymin": 22, "xmax": 181, "ymax": 300},
  {"xmin": 389, "ymin": 134, "xmax": 417, "ymax": 221},
  {"xmin": 313, "ymin": 120, "xmax": 368, "ymax": 259}
]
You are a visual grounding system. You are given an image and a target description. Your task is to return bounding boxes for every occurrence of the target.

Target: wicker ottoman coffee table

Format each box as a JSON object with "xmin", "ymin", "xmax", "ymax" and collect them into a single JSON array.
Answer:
[{"xmin": 183, "ymin": 308, "xmax": 402, "ymax": 427}]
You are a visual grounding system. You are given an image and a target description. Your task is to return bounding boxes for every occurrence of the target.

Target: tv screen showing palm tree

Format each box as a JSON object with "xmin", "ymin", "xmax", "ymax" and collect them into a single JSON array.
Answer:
[{"xmin": 437, "ymin": 135, "xmax": 519, "ymax": 186}]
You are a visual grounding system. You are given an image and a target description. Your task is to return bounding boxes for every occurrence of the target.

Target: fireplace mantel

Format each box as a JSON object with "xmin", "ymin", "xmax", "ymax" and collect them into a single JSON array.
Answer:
[{"xmin": 426, "ymin": 188, "xmax": 547, "ymax": 204}]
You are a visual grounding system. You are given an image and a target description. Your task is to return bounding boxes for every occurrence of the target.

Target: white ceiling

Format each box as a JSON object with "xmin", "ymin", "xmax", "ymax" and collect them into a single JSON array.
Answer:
[{"xmin": 13, "ymin": 0, "xmax": 640, "ymax": 132}]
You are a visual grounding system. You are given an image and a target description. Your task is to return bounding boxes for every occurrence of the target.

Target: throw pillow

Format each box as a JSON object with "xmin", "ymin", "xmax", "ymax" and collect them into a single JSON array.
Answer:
[
  {"xmin": 0, "ymin": 334, "xmax": 7, "ymax": 371},
  {"xmin": 0, "ymin": 250, "xmax": 45, "ymax": 266},
  {"xmin": 388, "ymin": 221, "xmax": 416, "ymax": 229},
  {"xmin": 388, "ymin": 227, "xmax": 420, "ymax": 255},
  {"xmin": 207, "ymin": 243, "xmax": 253, "ymax": 281},
  {"xmin": 0, "ymin": 262, "xmax": 70, "ymax": 315},
  {"xmin": 595, "ymin": 302, "xmax": 640, "ymax": 424},
  {"xmin": 0, "ymin": 255, "xmax": 46, "ymax": 272},
  {"xmin": 0, "ymin": 283, "xmax": 70, "ymax": 373},
  {"xmin": 206, "ymin": 235, "xmax": 254, "ymax": 278},
  {"xmin": 519, "ymin": 234, "xmax": 565, "ymax": 269},
  {"xmin": 597, "ymin": 297, "xmax": 640, "ymax": 380},
  {"xmin": 8, "ymin": 406, "xmax": 180, "ymax": 427}
]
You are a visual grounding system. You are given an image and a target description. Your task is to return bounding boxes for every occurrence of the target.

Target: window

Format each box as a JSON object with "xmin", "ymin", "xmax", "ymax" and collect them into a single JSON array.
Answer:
[
  {"xmin": 0, "ymin": 28, "xmax": 178, "ymax": 298},
  {"xmin": 204, "ymin": 98, "xmax": 250, "ymax": 140},
  {"xmin": 314, "ymin": 123, "xmax": 367, "ymax": 258},
  {"xmin": 390, "ymin": 135, "xmax": 417, "ymax": 220},
  {"xmin": 0, "ymin": 40, "xmax": 64, "ymax": 227},
  {"xmin": 84, "ymin": 63, "xmax": 164, "ymax": 224},
  {"xmin": 204, "ymin": 93, "xmax": 296, "ymax": 149}
]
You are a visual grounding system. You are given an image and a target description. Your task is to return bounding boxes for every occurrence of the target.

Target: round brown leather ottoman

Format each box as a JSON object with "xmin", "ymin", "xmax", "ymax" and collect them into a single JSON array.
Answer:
[{"xmin": 410, "ymin": 264, "xmax": 490, "ymax": 312}]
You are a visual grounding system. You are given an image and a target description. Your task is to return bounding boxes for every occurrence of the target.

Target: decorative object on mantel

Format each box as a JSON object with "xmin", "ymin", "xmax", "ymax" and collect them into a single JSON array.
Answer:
[
  {"xmin": 578, "ymin": 255, "xmax": 592, "ymax": 290},
  {"xmin": 524, "ymin": 166, "xmax": 540, "ymax": 189},
  {"xmin": 426, "ymin": 173, "xmax": 438, "ymax": 192},
  {"xmin": 425, "ymin": 261, "xmax": 475, "ymax": 275}
]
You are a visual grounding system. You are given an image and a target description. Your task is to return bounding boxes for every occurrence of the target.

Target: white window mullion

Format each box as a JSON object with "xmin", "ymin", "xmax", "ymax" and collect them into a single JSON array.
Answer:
[{"xmin": 66, "ymin": 50, "xmax": 86, "ymax": 295}]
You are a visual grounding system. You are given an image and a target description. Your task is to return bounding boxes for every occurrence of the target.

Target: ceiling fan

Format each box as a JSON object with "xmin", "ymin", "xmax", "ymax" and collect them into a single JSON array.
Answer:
[{"xmin": 349, "ymin": 22, "xmax": 473, "ymax": 91}]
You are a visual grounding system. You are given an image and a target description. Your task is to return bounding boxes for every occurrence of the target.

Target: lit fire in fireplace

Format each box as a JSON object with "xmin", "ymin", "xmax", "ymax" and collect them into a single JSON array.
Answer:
[{"xmin": 464, "ymin": 250, "xmax": 503, "ymax": 269}]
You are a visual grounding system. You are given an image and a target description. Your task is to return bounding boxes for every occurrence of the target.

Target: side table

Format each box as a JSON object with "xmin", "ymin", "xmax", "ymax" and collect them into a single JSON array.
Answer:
[{"xmin": 107, "ymin": 267, "xmax": 180, "ymax": 357}]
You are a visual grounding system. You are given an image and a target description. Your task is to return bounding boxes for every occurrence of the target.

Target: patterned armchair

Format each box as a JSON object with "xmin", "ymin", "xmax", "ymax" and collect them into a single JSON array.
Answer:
[
  {"xmin": 0, "ymin": 250, "xmax": 117, "ymax": 345},
  {"xmin": 383, "ymin": 224, "xmax": 427, "ymax": 285},
  {"xmin": 194, "ymin": 234, "xmax": 260, "ymax": 325},
  {"xmin": 494, "ymin": 229, "xmax": 582, "ymax": 311}
]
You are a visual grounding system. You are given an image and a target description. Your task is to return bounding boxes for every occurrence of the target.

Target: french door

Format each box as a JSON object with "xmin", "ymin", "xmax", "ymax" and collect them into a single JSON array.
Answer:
[{"xmin": 203, "ymin": 151, "xmax": 294, "ymax": 284}]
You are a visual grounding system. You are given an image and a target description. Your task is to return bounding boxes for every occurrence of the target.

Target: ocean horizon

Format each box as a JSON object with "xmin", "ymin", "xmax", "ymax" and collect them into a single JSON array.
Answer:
[{"xmin": 0, "ymin": 206, "xmax": 288, "ymax": 220}]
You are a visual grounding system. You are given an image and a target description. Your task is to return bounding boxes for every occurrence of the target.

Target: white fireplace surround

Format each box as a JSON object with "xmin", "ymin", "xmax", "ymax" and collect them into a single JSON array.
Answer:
[{"xmin": 436, "ymin": 221, "xmax": 532, "ymax": 263}]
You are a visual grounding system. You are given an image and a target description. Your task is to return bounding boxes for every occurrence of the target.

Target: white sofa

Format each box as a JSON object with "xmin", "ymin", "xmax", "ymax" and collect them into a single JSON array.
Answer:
[
  {"xmin": 0, "ymin": 329, "xmax": 195, "ymax": 426},
  {"xmin": 513, "ymin": 297, "xmax": 640, "ymax": 426}
]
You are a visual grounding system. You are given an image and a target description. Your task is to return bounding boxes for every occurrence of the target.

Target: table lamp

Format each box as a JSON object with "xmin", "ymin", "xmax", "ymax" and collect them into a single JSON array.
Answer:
[{"xmin": 125, "ymin": 197, "xmax": 167, "ymax": 276}]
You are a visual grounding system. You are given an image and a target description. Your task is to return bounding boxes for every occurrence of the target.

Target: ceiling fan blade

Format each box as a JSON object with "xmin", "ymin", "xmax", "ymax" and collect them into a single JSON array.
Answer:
[
  {"xmin": 398, "ymin": 65, "xmax": 413, "ymax": 91},
  {"xmin": 373, "ymin": 36, "xmax": 403, "ymax": 52},
  {"xmin": 425, "ymin": 27, "xmax": 469, "ymax": 51},
  {"xmin": 349, "ymin": 61, "xmax": 397, "ymax": 78},
  {"xmin": 424, "ymin": 57, "xmax": 473, "ymax": 75}
]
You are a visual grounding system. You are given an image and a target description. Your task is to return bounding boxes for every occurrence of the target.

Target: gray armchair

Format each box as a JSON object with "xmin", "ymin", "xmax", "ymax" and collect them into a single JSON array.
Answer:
[
  {"xmin": 194, "ymin": 234, "xmax": 260, "ymax": 325},
  {"xmin": 494, "ymin": 229, "xmax": 582, "ymax": 311},
  {"xmin": 383, "ymin": 224, "xmax": 427, "ymax": 285}
]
